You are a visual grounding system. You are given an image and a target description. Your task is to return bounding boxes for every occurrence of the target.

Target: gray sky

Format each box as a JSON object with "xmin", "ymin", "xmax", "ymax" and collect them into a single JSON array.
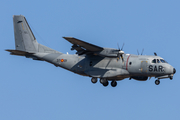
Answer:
[{"xmin": 1, "ymin": 0, "xmax": 180, "ymax": 120}]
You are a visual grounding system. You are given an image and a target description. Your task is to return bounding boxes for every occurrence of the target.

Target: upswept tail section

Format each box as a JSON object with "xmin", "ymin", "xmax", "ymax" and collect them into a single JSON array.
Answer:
[
  {"xmin": 6, "ymin": 15, "xmax": 60, "ymax": 56},
  {"xmin": 13, "ymin": 15, "xmax": 38, "ymax": 52}
]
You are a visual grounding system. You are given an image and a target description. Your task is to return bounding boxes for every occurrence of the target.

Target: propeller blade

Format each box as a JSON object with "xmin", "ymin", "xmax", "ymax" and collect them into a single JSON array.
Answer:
[
  {"xmin": 117, "ymin": 43, "xmax": 125, "ymax": 61},
  {"xmin": 117, "ymin": 53, "xmax": 120, "ymax": 61},
  {"xmin": 117, "ymin": 43, "xmax": 120, "ymax": 50},
  {"xmin": 121, "ymin": 43, "xmax": 125, "ymax": 50},
  {"xmin": 120, "ymin": 54, "xmax": 124, "ymax": 62}
]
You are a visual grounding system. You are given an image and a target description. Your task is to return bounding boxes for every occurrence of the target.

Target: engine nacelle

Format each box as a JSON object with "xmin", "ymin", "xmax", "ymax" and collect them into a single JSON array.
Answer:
[{"xmin": 131, "ymin": 76, "xmax": 148, "ymax": 81}]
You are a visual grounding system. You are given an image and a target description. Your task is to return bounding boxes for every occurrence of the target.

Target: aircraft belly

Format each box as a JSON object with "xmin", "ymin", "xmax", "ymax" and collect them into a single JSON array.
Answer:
[{"xmin": 84, "ymin": 68, "xmax": 129, "ymax": 78}]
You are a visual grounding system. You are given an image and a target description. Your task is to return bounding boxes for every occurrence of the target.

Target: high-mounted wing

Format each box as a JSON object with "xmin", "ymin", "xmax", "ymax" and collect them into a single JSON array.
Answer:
[
  {"xmin": 63, "ymin": 37, "xmax": 123, "ymax": 58},
  {"xmin": 63, "ymin": 37, "xmax": 103, "ymax": 55}
]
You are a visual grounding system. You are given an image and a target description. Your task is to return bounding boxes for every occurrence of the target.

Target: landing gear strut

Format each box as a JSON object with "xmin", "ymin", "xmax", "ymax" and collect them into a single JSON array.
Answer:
[{"xmin": 155, "ymin": 79, "xmax": 160, "ymax": 85}]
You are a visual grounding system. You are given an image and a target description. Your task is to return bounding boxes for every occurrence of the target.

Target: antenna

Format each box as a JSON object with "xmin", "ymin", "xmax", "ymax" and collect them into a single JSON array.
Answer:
[
  {"xmin": 141, "ymin": 48, "xmax": 144, "ymax": 55},
  {"xmin": 154, "ymin": 52, "xmax": 157, "ymax": 56},
  {"xmin": 137, "ymin": 49, "xmax": 139, "ymax": 55}
]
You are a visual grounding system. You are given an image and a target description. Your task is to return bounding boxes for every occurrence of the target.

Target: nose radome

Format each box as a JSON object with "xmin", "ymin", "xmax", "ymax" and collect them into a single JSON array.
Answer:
[{"xmin": 173, "ymin": 68, "xmax": 176, "ymax": 74}]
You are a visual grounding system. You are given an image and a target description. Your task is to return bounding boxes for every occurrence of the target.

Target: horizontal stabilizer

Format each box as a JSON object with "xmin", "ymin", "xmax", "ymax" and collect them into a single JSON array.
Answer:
[{"xmin": 5, "ymin": 49, "xmax": 33, "ymax": 56}]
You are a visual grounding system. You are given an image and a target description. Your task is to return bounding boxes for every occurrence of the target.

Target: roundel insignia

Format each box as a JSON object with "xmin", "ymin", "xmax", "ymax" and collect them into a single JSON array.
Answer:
[{"xmin": 61, "ymin": 59, "xmax": 64, "ymax": 62}]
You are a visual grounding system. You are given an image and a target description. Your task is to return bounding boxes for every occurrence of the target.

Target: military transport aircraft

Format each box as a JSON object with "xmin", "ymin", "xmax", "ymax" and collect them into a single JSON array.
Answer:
[{"xmin": 6, "ymin": 15, "xmax": 176, "ymax": 87}]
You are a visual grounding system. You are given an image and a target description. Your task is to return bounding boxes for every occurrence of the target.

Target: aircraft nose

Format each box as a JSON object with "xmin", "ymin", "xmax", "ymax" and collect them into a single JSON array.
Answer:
[{"xmin": 173, "ymin": 68, "xmax": 176, "ymax": 74}]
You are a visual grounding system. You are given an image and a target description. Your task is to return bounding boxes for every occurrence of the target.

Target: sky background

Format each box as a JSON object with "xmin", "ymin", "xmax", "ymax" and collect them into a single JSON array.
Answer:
[{"xmin": 0, "ymin": 0, "xmax": 180, "ymax": 120}]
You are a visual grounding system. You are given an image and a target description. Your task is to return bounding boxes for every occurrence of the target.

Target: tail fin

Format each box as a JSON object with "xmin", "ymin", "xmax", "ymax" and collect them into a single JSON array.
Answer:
[
  {"xmin": 13, "ymin": 15, "xmax": 38, "ymax": 52},
  {"xmin": 6, "ymin": 15, "xmax": 60, "ymax": 56}
]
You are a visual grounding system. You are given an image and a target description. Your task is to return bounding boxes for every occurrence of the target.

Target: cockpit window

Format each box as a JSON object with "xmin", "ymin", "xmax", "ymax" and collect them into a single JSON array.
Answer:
[
  {"xmin": 160, "ymin": 59, "xmax": 167, "ymax": 63},
  {"xmin": 157, "ymin": 59, "xmax": 160, "ymax": 63},
  {"xmin": 152, "ymin": 59, "xmax": 167, "ymax": 63},
  {"xmin": 152, "ymin": 59, "xmax": 156, "ymax": 63}
]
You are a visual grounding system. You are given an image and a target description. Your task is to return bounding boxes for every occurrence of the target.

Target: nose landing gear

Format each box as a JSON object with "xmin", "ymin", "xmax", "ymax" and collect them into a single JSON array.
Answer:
[
  {"xmin": 155, "ymin": 79, "xmax": 160, "ymax": 85},
  {"xmin": 155, "ymin": 74, "xmax": 175, "ymax": 85}
]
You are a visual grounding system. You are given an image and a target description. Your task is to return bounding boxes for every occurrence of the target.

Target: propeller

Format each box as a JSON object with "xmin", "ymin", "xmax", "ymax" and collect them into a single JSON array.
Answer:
[{"xmin": 117, "ymin": 43, "xmax": 125, "ymax": 61}]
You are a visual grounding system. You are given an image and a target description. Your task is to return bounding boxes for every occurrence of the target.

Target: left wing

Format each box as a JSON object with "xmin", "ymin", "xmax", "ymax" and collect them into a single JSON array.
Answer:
[
  {"xmin": 63, "ymin": 37, "xmax": 120, "ymax": 57},
  {"xmin": 63, "ymin": 37, "xmax": 103, "ymax": 55}
]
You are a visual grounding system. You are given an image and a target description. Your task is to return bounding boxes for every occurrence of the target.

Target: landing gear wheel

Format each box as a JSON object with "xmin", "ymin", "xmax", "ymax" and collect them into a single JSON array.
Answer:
[
  {"xmin": 100, "ymin": 78, "xmax": 109, "ymax": 87},
  {"xmin": 100, "ymin": 78, "xmax": 105, "ymax": 84},
  {"xmin": 155, "ymin": 80, "xmax": 160, "ymax": 85},
  {"xmin": 91, "ymin": 77, "xmax": 97, "ymax": 84},
  {"xmin": 111, "ymin": 81, "xmax": 117, "ymax": 87},
  {"xmin": 103, "ymin": 81, "xmax": 109, "ymax": 87}
]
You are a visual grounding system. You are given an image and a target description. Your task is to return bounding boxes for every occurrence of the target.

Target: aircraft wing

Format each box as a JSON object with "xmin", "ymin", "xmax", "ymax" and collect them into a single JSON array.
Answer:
[
  {"xmin": 63, "ymin": 37, "xmax": 103, "ymax": 55},
  {"xmin": 63, "ymin": 37, "xmax": 121, "ymax": 57}
]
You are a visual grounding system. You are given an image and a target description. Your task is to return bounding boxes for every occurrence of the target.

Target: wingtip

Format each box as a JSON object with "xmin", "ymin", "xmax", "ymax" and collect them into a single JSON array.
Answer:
[
  {"xmin": 5, "ymin": 49, "xmax": 11, "ymax": 52},
  {"xmin": 63, "ymin": 37, "xmax": 74, "ymax": 39}
]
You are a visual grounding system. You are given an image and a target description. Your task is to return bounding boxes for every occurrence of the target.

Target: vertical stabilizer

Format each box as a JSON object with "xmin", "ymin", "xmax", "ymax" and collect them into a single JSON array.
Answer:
[
  {"xmin": 13, "ymin": 15, "xmax": 38, "ymax": 52},
  {"xmin": 7, "ymin": 15, "xmax": 61, "ymax": 56}
]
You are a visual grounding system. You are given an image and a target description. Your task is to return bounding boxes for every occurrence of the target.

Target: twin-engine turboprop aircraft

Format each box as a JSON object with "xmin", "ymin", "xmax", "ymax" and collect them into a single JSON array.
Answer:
[{"xmin": 6, "ymin": 15, "xmax": 176, "ymax": 87}]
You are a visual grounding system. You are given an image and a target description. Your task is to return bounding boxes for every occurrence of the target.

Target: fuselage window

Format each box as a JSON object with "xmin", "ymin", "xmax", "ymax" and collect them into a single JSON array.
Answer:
[
  {"xmin": 129, "ymin": 62, "xmax": 132, "ymax": 65},
  {"xmin": 152, "ymin": 59, "xmax": 156, "ymax": 63}
]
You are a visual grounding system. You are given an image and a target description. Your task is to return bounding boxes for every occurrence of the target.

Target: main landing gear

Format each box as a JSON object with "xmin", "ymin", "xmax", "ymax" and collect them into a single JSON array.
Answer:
[
  {"xmin": 91, "ymin": 77, "xmax": 117, "ymax": 87},
  {"xmin": 111, "ymin": 80, "xmax": 117, "ymax": 87},
  {"xmin": 91, "ymin": 77, "xmax": 97, "ymax": 83},
  {"xmin": 100, "ymin": 78, "xmax": 109, "ymax": 87}
]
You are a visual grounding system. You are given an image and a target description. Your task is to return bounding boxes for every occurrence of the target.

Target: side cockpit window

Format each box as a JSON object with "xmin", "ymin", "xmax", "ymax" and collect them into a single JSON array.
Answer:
[
  {"xmin": 160, "ymin": 59, "xmax": 167, "ymax": 63},
  {"xmin": 152, "ymin": 59, "xmax": 156, "ymax": 63},
  {"xmin": 157, "ymin": 59, "xmax": 160, "ymax": 63},
  {"xmin": 152, "ymin": 59, "xmax": 167, "ymax": 63}
]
